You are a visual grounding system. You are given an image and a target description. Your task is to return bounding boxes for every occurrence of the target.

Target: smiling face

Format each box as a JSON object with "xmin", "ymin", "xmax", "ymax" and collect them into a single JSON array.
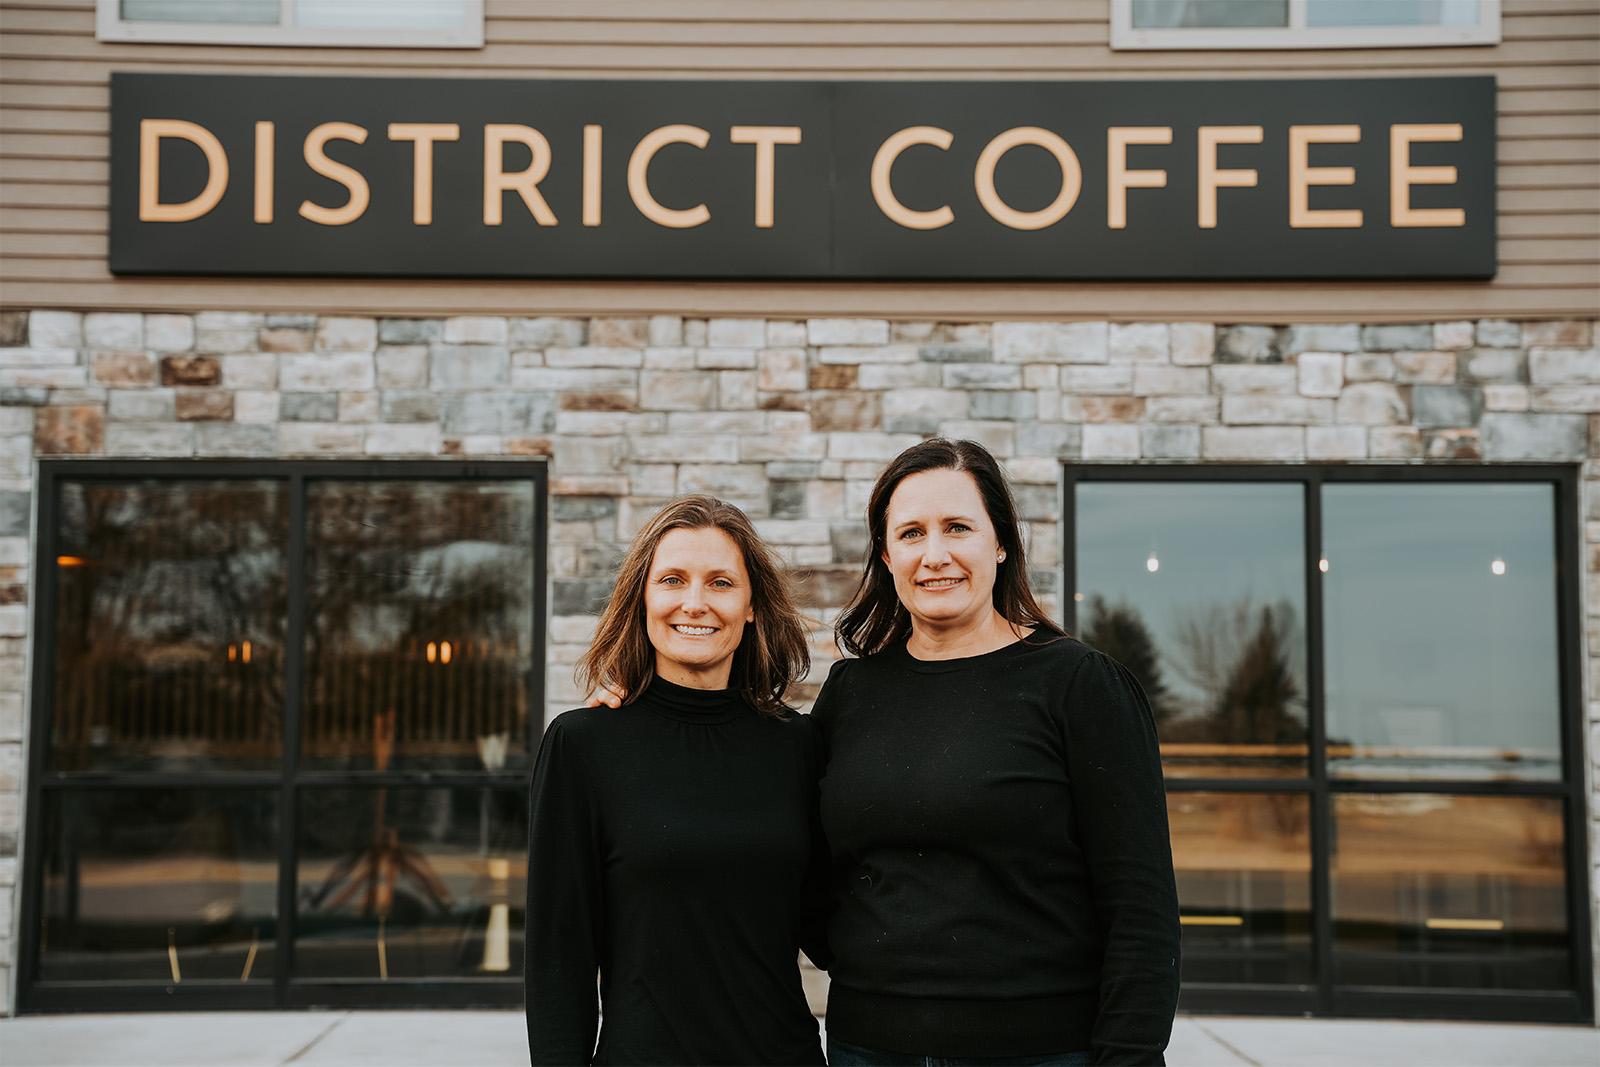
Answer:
[
  {"xmin": 881, "ymin": 468, "xmax": 1005, "ymax": 640},
  {"xmin": 644, "ymin": 526, "xmax": 756, "ymax": 690}
]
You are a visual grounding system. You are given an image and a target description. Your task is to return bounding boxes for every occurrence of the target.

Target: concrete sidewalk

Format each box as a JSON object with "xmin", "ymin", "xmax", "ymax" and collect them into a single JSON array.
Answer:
[{"xmin": 0, "ymin": 1011, "xmax": 1595, "ymax": 1067}]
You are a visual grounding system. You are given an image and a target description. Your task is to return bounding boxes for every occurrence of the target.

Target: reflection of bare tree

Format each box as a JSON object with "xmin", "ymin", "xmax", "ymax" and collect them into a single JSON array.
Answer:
[
  {"xmin": 1167, "ymin": 599, "xmax": 1307, "ymax": 745},
  {"xmin": 1079, "ymin": 595, "xmax": 1177, "ymax": 723}
]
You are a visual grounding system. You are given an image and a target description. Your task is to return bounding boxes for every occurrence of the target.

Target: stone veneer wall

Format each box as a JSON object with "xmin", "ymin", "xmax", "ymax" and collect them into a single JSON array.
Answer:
[{"xmin": 0, "ymin": 308, "xmax": 1595, "ymax": 1012}]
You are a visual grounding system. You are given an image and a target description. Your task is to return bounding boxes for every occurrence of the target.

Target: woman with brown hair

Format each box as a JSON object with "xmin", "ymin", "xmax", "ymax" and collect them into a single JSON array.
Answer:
[
  {"xmin": 525, "ymin": 495, "xmax": 828, "ymax": 1066},
  {"xmin": 812, "ymin": 438, "xmax": 1180, "ymax": 1067}
]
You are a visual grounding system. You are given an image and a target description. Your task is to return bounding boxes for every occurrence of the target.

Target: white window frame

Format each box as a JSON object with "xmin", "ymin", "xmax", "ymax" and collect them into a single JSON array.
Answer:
[
  {"xmin": 96, "ymin": 0, "xmax": 485, "ymax": 49},
  {"xmin": 1110, "ymin": 0, "xmax": 1501, "ymax": 50}
]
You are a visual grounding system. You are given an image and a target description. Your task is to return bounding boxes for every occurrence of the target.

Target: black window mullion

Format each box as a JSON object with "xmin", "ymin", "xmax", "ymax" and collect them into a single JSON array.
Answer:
[
  {"xmin": 1305, "ymin": 469, "xmax": 1335, "ymax": 1015},
  {"xmin": 1553, "ymin": 465, "xmax": 1593, "ymax": 1023},
  {"xmin": 275, "ymin": 472, "xmax": 308, "ymax": 1008}
]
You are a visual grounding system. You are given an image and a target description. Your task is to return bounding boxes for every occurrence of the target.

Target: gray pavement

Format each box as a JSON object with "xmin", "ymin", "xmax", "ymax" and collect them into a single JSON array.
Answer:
[{"xmin": 0, "ymin": 1011, "xmax": 1596, "ymax": 1067}]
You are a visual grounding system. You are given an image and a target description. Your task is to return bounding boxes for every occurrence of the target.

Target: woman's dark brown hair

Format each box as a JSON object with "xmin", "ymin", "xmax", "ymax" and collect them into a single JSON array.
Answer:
[
  {"xmin": 577, "ymin": 494, "xmax": 809, "ymax": 717},
  {"xmin": 834, "ymin": 438, "xmax": 1065, "ymax": 658}
]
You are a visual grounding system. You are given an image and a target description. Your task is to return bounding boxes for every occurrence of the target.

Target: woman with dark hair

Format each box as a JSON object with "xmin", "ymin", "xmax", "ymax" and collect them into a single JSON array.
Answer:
[
  {"xmin": 525, "ymin": 494, "xmax": 828, "ymax": 1066},
  {"xmin": 813, "ymin": 438, "xmax": 1180, "ymax": 1067}
]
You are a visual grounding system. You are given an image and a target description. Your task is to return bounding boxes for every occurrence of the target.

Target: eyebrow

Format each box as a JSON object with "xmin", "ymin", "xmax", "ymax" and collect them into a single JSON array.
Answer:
[{"xmin": 891, "ymin": 514, "xmax": 981, "ymax": 532}]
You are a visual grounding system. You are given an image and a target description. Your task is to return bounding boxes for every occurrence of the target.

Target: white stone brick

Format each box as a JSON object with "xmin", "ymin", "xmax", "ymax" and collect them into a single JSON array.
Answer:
[
  {"xmin": 0, "ymin": 366, "xmax": 86, "ymax": 388},
  {"xmin": 376, "ymin": 345, "xmax": 429, "ymax": 389},
  {"xmin": 1531, "ymin": 386, "xmax": 1600, "ymax": 412},
  {"xmin": 315, "ymin": 316, "xmax": 378, "ymax": 352},
  {"xmin": 83, "ymin": 312, "xmax": 142, "ymax": 349},
  {"xmin": 1212, "ymin": 365, "xmax": 1297, "ymax": 393},
  {"xmin": 105, "ymin": 422, "xmax": 195, "ymax": 456},
  {"xmin": 827, "ymin": 432, "xmax": 922, "ymax": 461},
  {"xmin": 1222, "ymin": 395, "xmax": 1334, "ymax": 425},
  {"xmin": 0, "ymin": 347, "xmax": 76, "ymax": 368},
  {"xmin": 145, "ymin": 314, "xmax": 195, "ymax": 352},
  {"xmin": 1001, "ymin": 456, "xmax": 1061, "ymax": 484},
  {"xmin": 1369, "ymin": 427, "xmax": 1423, "ymax": 458},
  {"xmin": 1109, "ymin": 323, "xmax": 1169, "ymax": 363},
  {"xmin": 1434, "ymin": 321, "xmax": 1475, "ymax": 350},
  {"xmin": 754, "ymin": 519, "xmax": 831, "ymax": 544},
  {"xmin": 1140, "ymin": 424, "xmax": 1200, "ymax": 459},
  {"xmin": 1529, "ymin": 347, "xmax": 1600, "ymax": 385},
  {"xmin": 818, "ymin": 345, "xmax": 918, "ymax": 364},
  {"xmin": 758, "ymin": 348, "xmax": 807, "ymax": 392},
  {"xmin": 935, "ymin": 420, "xmax": 1015, "ymax": 457},
  {"xmin": 667, "ymin": 412, "xmax": 766, "ymax": 435},
  {"xmin": 1022, "ymin": 365, "xmax": 1059, "ymax": 390},
  {"xmin": 1082, "ymin": 424, "xmax": 1140, "ymax": 460},
  {"xmin": 1336, "ymin": 382, "xmax": 1408, "ymax": 425},
  {"xmin": 1345, "ymin": 354, "xmax": 1397, "ymax": 382},
  {"xmin": 994, "ymin": 321, "xmax": 1108, "ymax": 364},
  {"xmin": 767, "ymin": 321, "xmax": 808, "ymax": 347},
  {"xmin": 859, "ymin": 364, "xmax": 942, "ymax": 389},
  {"xmin": 27, "ymin": 310, "xmax": 82, "ymax": 349},
  {"xmin": 679, "ymin": 463, "xmax": 769, "ymax": 496},
  {"xmin": 1133, "ymin": 365, "xmax": 1208, "ymax": 395},
  {"xmin": 1394, "ymin": 350, "xmax": 1457, "ymax": 384},
  {"xmin": 556, "ymin": 412, "xmax": 665, "ymax": 436},
  {"xmin": 630, "ymin": 434, "xmax": 739, "ymax": 463},
  {"xmin": 281, "ymin": 353, "xmax": 375, "ymax": 392},
  {"xmin": 883, "ymin": 388, "xmax": 969, "ymax": 421},
  {"xmin": 640, "ymin": 371, "xmax": 716, "ymax": 411},
  {"xmin": 279, "ymin": 422, "xmax": 365, "ymax": 454},
  {"xmin": 546, "ymin": 346, "xmax": 643, "ymax": 369},
  {"xmin": 768, "ymin": 411, "xmax": 812, "ymax": 434},
  {"xmin": 808, "ymin": 318, "xmax": 890, "ymax": 345},
  {"xmin": 718, "ymin": 370, "xmax": 757, "ymax": 409},
  {"xmin": 644, "ymin": 347, "xmax": 697, "ymax": 370},
  {"xmin": 235, "ymin": 390, "xmax": 280, "ymax": 423},
  {"xmin": 108, "ymin": 389, "xmax": 174, "ymax": 421},
  {"xmin": 707, "ymin": 318, "xmax": 767, "ymax": 348},
  {"xmin": 443, "ymin": 316, "xmax": 509, "ymax": 344},
  {"xmin": 1296, "ymin": 352, "xmax": 1343, "ymax": 397},
  {"xmin": 514, "ymin": 367, "xmax": 636, "ymax": 392},
  {"xmin": 696, "ymin": 347, "xmax": 756, "ymax": 369},
  {"xmin": 1144, "ymin": 396, "xmax": 1220, "ymax": 423},
  {"xmin": 1063, "ymin": 365, "xmax": 1133, "ymax": 393},
  {"xmin": 1476, "ymin": 319, "xmax": 1521, "ymax": 347},
  {"xmin": 648, "ymin": 315, "xmax": 684, "ymax": 347},
  {"xmin": 1170, "ymin": 322, "xmax": 1216, "ymax": 365},
  {"xmin": 1202, "ymin": 426, "xmax": 1305, "ymax": 460},
  {"xmin": 742, "ymin": 435, "xmax": 828, "ymax": 461},
  {"xmin": 1483, "ymin": 384, "xmax": 1531, "ymax": 411},
  {"xmin": 221, "ymin": 354, "xmax": 277, "ymax": 390},
  {"xmin": 1307, "ymin": 426, "xmax": 1368, "ymax": 460},
  {"xmin": 339, "ymin": 391, "xmax": 379, "ymax": 422}
]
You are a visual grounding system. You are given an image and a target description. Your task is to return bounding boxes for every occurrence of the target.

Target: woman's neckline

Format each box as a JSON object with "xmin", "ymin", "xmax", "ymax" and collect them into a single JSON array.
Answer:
[
  {"xmin": 894, "ymin": 631, "xmax": 1043, "ymax": 673},
  {"xmin": 633, "ymin": 674, "xmax": 748, "ymax": 723}
]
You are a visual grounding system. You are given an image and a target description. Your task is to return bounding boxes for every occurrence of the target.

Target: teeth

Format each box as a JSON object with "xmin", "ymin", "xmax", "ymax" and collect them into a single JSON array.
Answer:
[
  {"xmin": 921, "ymin": 578, "xmax": 962, "ymax": 588},
  {"xmin": 673, "ymin": 625, "xmax": 715, "ymax": 635}
]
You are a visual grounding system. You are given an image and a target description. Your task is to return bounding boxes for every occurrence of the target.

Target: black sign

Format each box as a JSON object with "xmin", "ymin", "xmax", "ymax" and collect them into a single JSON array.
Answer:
[{"xmin": 109, "ymin": 73, "xmax": 1496, "ymax": 281}]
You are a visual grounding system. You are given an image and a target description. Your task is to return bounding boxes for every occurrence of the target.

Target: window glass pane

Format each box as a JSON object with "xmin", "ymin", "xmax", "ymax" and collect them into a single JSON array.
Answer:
[
  {"xmin": 1076, "ymin": 483, "xmax": 1308, "ymax": 777},
  {"xmin": 52, "ymin": 480, "xmax": 288, "ymax": 772},
  {"xmin": 303, "ymin": 481, "xmax": 536, "ymax": 772},
  {"xmin": 1322, "ymin": 484, "xmax": 1560, "ymax": 781},
  {"xmin": 1170, "ymin": 792, "xmax": 1312, "ymax": 985},
  {"xmin": 1132, "ymin": 0, "xmax": 1288, "ymax": 28},
  {"xmin": 295, "ymin": 787, "xmax": 527, "ymax": 981},
  {"xmin": 1333, "ymin": 794, "xmax": 1569, "ymax": 992},
  {"xmin": 1307, "ymin": 0, "xmax": 1479, "ymax": 27},
  {"xmin": 121, "ymin": 0, "xmax": 280, "ymax": 24},
  {"xmin": 37, "ymin": 789, "xmax": 278, "ymax": 984},
  {"xmin": 296, "ymin": 0, "xmax": 467, "ymax": 30}
]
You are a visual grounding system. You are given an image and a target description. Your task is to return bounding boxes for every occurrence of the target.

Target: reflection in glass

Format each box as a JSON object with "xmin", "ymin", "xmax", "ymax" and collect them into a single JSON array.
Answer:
[
  {"xmin": 1169, "ymin": 792, "xmax": 1312, "ymax": 986},
  {"xmin": 1076, "ymin": 483, "xmax": 1308, "ymax": 777},
  {"xmin": 1307, "ymin": 0, "xmax": 1478, "ymax": 28},
  {"xmin": 295, "ymin": 788, "xmax": 528, "ymax": 981},
  {"xmin": 52, "ymin": 480, "xmax": 288, "ymax": 772},
  {"xmin": 1132, "ymin": 0, "xmax": 1288, "ymax": 28},
  {"xmin": 37, "ymin": 789, "xmax": 278, "ymax": 984},
  {"xmin": 1323, "ymin": 484, "xmax": 1561, "ymax": 781},
  {"xmin": 304, "ymin": 481, "xmax": 536, "ymax": 772},
  {"xmin": 121, "ymin": 0, "xmax": 279, "ymax": 24},
  {"xmin": 1333, "ymin": 794, "xmax": 1569, "ymax": 992}
]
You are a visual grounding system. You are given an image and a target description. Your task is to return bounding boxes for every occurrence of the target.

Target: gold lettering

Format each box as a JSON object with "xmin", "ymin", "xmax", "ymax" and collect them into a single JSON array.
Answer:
[
  {"xmin": 1197, "ymin": 125, "xmax": 1262, "ymax": 229},
  {"xmin": 388, "ymin": 122, "xmax": 460, "ymax": 225},
  {"xmin": 253, "ymin": 121, "xmax": 274, "ymax": 224},
  {"xmin": 729, "ymin": 125, "xmax": 802, "ymax": 228},
  {"xmin": 1290, "ymin": 125, "xmax": 1362, "ymax": 228},
  {"xmin": 583, "ymin": 124, "xmax": 603, "ymax": 227},
  {"xmin": 139, "ymin": 118, "xmax": 228, "ymax": 223},
  {"xmin": 974, "ymin": 127, "xmax": 1081, "ymax": 231},
  {"xmin": 870, "ymin": 127, "xmax": 955, "ymax": 230},
  {"xmin": 1107, "ymin": 126, "xmax": 1172, "ymax": 230},
  {"xmin": 1390, "ymin": 123, "xmax": 1465, "ymax": 228},
  {"xmin": 484, "ymin": 124, "xmax": 558, "ymax": 226},
  {"xmin": 628, "ymin": 125, "xmax": 711, "ymax": 228},
  {"xmin": 298, "ymin": 122, "xmax": 370, "ymax": 227}
]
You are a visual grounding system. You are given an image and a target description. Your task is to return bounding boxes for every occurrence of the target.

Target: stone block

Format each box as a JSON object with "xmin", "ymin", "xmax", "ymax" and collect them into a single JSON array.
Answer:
[
  {"xmin": 28, "ymin": 310, "xmax": 82, "ymax": 349},
  {"xmin": 630, "ymin": 434, "xmax": 739, "ymax": 463},
  {"xmin": 515, "ymin": 367, "xmax": 637, "ymax": 393},
  {"xmin": 697, "ymin": 347, "xmax": 756, "ymax": 370},
  {"xmin": 315, "ymin": 317, "xmax": 377, "ymax": 352},
  {"xmin": 1000, "ymin": 456, "xmax": 1059, "ymax": 484},
  {"xmin": 1201, "ymin": 426, "xmax": 1305, "ymax": 461},
  {"xmin": 1081, "ymin": 396, "xmax": 1145, "ymax": 422},
  {"xmin": 647, "ymin": 315, "xmax": 683, "ymax": 347},
  {"xmin": 1433, "ymin": 321, "xmax": 1475, "ymax": 350},
  {"xmin": 160, "ymin": 355, "xmax": 221, "ymax": 387},
  {"xmin": 644, "ymin": 347, "xmax": 696, "ymax": 370},
  {"xmin": 430, "ymin": 345, "xmax": 510, "ymax": 389},
  {"xmin": 377, "ymin": 318, "xmax": 441, "ymax": 345},
  {"xmin": 510, "ymin": 317, "xmax": 586, "ymax": 348},
  {"xmin": 1212, "ymin": 364, "xmax": 1296, "ymax": 393},
  {"xmin": 1483, "ymin": 384, "xmax": 1530, "ymax": 411},
  {"xmin": 278, "ymin": 422, "xmax": 365, "ymax": 454},
  {"xmin": 547, "ymin": 346, "xmax": 643, "ymax": 369},
  {"xmin": 34, "ymin": 405, "xmax": 102, "ymax": 454},
  {"xmin": 1369, "ymin": 427, "xmax": 1423, "ymax": 458},
  {"xmin": 1459, "ymin": 348, "xmax": 1526, "ymax": 384},
  {"xmin": 1336, "ymin": 382, "xmax": 1408, "ymax": 425},
  {"xmin": 919, "ymin": 344, "xmax": 992, "ymax": 364},
  {"xmin": 0, "ymin": 492, "xmax": 27, "ymax": 537},
  {"xmin": 827, "ymin": 432, "xmax": 921, "ymax": 461},
  {"xmin": 1425, "ymin": 429, "xmax": 1482, "ymax": 460},
  {"xmin": 1532, "ymin": 387, "xmax": 1600, "ymax": 412},
  {"xmin": 1140, "ymin": 424, "xmax": 1201, "ymax": 459},
  {"xmin": 756, "ymin": 320, "xmax": 801, "ymax": 347},
  {"xmin": 993, "ymin": 321, "xmax": 1108, "ymax": 364},
  {"xmin": 234, "ymin": 391, "xmax": 279, "ymax": 423},
  {"xmin": 1133, "ymin": 365, "xmax": 1208, "ymax": 395},
  {"xmin": 1529, "ymin": 347, "xmax": 1600, "ymax": 385},
  {"xmin": 553, "ymin": 577, "xmax": 614, "ymax": 615},
  {"xmin": 1412, "ymin": 385, "xmax": 1485, "ymax": 428},
  {"xmin": 810, "ymin": 391, "xmax": 881, "ymax": 432},
  {"xmin": 719, "ymin": 370, "xmax": 757, "ymax": 410},
  {"xmin": 0, "ymin": 347, "xmax": 78, "ymax": 370},
  {"xmin": 260, "ymin": 327, "xmax": 312, "ymax": 353},
  {"xmin": 1362, "ymin": 323, "xmax": 1432, "ymax": 351},
  {"xmin": 818, "ymin": 345, "xmax": 918, "ymax": 365},
  {"xmin": 145, "ymin": 314, "xmax": 195, "ymax": 352},
  {"xmin": 0, "ymin": 312, "xmax": 26, "ymax": 348},
  {"xmin": 281, "ymin": 392, "xmax": 338, "ymax": 421},
  {"xmin": 1143, "ymin": 396, "xmax": 1221, "ymax": 423},
  {"xmin": 439, "ymin": 392, "xmax": 555, "ymax": 435},
  {"xmin": 589, "ymin": 317, "xmax": 650, "ymax": 347},
  {"xmin": 935, "ymin": 420, "xmax": 1015, "ymax": 457},
  {"xmin": 808, "ymin": 319, "xmax": 889, "ymax": 346},
  {"xmin": 266, "ymin": 313, "xmax": 317, "ymax": 330},
  {"xmin": 0, "ymin": 385, "xmax": 46, "ymax": 406},
  {"xmin": 1307, "ymin": 425, "xmax": 1367, "ymax": 460},
  {"xmin": 1222, "ymin": 395, "xmax": 1333, "ymax": 425},
  {"xmin": 221, "ymin": 354, "xmax": 276, "ymax": 390},
  {"xmin": 559, "ymin": 412, "xmax": 664, "ymax": 436},
  {"xmin": 92, "ymin": 351, "xmax": 156, "ymax": 387},
  {"xmin": 1283, "ymin": 323, "xmax": 1359, "ymax": 354},
  {"xmin": 1109, "ymin": 323, "xmax": 1169, "ymax": 363},
  {"xmin": 1296, "ymin": 352, "xmax": 1343, "ymax": 397},
  {"xmin": 1344, "ymin": 354, "xmax": 1396, "ymax": 381},
  {"xmin": 105, "ymin": 422, "xmax": 194, "ymax": 456},
  {"xmin": 366, "ymin": 423, "xmax": 443, "ymax": 454},
  {"xmin": 1015, "ymin": 422, "xmax": 1082, "ymax": 458},
  {"xmin": 1475, "ymin": 319, "xmax": 1521, "ymax": 348},
  {"xmin": 194, "ymin": 422, "xmax": 275, "ymax": 456},
  {"xmin": 1022, "ymin": 365, "xmax": 1059, "ymax": 390},
  {"xmin": 944, "ymin": 364, "xmax": 1022, "ymax": 390},
  {"xmin": 807, "ymin": 480, "xmax": 845, "ymax": 519},
  {"xmin": 1481, "ymin": 413, "xmax": 1589, "ymax": 461},
  {"xmin": 705, "ymin": 318, "xmax": 766, "ymax": 348},
  {"xmin": 858, "ymin": 364, "xmax": 940, "ymax": 389},
  {"xmin": 1082, "ymin": 424, "xmax": 1140, "ymax": 460},
  {"xmin": 639, "ymin": 370, "xmax": 716, "ymax": 411},
  {"xmin": 83, "ymin": 312, "xmax": 142, "ymax": 349},
  {"xmin": 175, "ymin": 388, "xmax": 233, "ymax": 421},
  {"xmin": 769, "ymin": 480, "xmax": 806, "ymax": 520},
  {"xmin": 381, "ymin": 391, "xmax": 440, "ymax": 423},
  {"xmin": 1394, "ymin": 350, "xmax": 1457, "ymax": 384},
  {"xmin": 680, "ymin": 463, "xmax": 769, "ymax": 496},
  {"xmin": 281, "ymin": 353, "xmax": 374, "ymax": 392},
  {"xmin": 758, "ymin": 348, "xmax": 807, "ymax": 392},
  {"xmin": 338, "ymin": 391, "xmax": 379, "ymax": 422},
  {"xmin": 881, "ymin": 388, "xmax": 968, "ymax": 435},
  {"xmin": 443, "ymin": 316, "xmax": 509, "ymax": 344},
  {"xmin": 376, "ymin": 345, "xmax": 429, "ymax": 389},
  {"xmin": 1170, "ymin": 322, "xmax": 1216, "ymax": 365},
  {"xmin": 1523, "ymin": 320, "xmax": 1592, "ymax": 347},
  {"xmin": 1063, "ymin": 365, "xmax": 1133, "ymax": 393},
  {"xmin": 1215, "ymin": 324, "xmax": 1284, "ymax": 363}
]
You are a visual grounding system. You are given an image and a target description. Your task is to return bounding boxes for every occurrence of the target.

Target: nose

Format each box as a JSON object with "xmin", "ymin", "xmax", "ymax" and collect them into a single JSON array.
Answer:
[
  {"xmin": 681, "ymin": 582, "xmax": 709, "ymax": 615},
  {"xmin": 922, "ymin": 533, "xmax": 952, "ymax": 566}
]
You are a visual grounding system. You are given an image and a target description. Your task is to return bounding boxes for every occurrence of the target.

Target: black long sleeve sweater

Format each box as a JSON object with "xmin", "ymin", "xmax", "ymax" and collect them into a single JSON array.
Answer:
[
  {"xmin": 810, "ymin": 635, "xmax": 1180, "ymax": 1066},
  {"xmin": 525, "ymin": 677, "xmax": 828, "ymax": 1066}
]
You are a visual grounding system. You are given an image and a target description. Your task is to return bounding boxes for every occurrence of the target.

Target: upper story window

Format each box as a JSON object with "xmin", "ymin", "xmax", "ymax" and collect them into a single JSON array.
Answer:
[
  {"xmin": 1111, "ymin": 0, "xmax": 1501, "ymax": 49},
  {"xmin": 97, "ymin": 0, "xmax": 485, "ymax": 48}
]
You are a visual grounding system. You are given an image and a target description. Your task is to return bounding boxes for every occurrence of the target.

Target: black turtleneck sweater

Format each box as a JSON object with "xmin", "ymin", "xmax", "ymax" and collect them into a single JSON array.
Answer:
[
  {"xmin": 810, "ymin": 636, "xmax": 1180, "ymax": 1065},
  {"xmin": 525, "ymin": 677, "xmax": 829, "ymax": 1066}
]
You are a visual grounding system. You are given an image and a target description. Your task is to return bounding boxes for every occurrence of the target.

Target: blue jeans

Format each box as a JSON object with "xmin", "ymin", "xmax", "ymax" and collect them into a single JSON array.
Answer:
[{"xmin": 827, "ymin": 1036, "xmax": 1094, "ymax": 1067}]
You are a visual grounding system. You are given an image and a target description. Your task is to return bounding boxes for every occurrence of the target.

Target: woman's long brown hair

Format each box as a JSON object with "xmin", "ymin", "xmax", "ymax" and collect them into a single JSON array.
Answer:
[{"xmin": 576, "ymin": 494, "xmax": 809, "ymax": 717}]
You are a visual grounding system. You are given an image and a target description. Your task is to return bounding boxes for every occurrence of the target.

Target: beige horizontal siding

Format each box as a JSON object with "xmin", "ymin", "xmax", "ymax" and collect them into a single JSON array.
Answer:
[{"xmin": 1, "ymin": 0, "xmax": 1595, "ymax": 323}]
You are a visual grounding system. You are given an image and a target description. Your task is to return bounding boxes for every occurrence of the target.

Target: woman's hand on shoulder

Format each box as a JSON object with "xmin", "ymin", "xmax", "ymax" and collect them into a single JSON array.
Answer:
[{"xmin": 584, "ymin": 684, "xmax": 626, "ymax": 709}]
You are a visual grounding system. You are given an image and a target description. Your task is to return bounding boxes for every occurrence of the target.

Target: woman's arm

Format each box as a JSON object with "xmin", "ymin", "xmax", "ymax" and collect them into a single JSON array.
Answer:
[
  {"xmin": 795, "ymin": 710, "xmax": 835, "ymax": 971},
  {"xmin": 526, "ymin": 718, "xmax": 606, "ymax": 1066},
  {"xmin": 1060, "ymin": 652, "xmax": 1182, "ymax": 1066}
]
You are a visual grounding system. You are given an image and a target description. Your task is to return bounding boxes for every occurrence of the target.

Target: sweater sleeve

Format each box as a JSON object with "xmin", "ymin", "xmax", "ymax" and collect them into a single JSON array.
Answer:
[
  {"xmin": 1060, "ymin": 651, "xmax": 1182, "ymax": 1067},
  {"xmin": 795, "ymin": 711, "xmax": 835, "ymax": 971},
  {"xmin": 525, "ymin": 717, "xmax": 606, "ymax": 1066}
]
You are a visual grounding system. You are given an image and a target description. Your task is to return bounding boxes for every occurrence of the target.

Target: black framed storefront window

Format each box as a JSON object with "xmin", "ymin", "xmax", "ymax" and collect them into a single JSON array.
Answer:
[
  {"xmin": 19, "ymin": 461, "xmax": 546, "ymax": 1012},
  {"xmin": 1065, "ymin": 465, "xmax": 1591, "ymax": 1024}
]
